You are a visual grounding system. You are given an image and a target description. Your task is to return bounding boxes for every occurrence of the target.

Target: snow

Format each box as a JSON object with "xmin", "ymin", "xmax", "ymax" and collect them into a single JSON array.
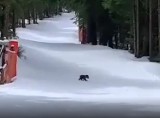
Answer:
[
  {"xmin": 0, "ymin": 12, "xmax": 160, "ymax": 117},
  {"xmin": 17, "ymin": 13, "xmax": 79, "ymax": 44}
]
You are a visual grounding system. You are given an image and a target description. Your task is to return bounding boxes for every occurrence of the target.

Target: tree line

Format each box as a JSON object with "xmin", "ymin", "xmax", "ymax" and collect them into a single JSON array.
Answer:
[
  {"xmin": 0, "ymin": 0, "xmax": 61, "ymax": 39},
  {"xmin": 63, "ymin": 0, "xmax": 160, "ymax": 61},
  {"xmin": 0, "ymin": 0, "xmax": 160, "ymax": 61}
]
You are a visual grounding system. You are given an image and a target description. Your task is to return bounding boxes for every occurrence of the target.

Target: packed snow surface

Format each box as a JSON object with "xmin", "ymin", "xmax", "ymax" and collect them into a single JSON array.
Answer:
[{"xmin": 0, "ymin": 12, "xmax": 160, "ymax": 117}]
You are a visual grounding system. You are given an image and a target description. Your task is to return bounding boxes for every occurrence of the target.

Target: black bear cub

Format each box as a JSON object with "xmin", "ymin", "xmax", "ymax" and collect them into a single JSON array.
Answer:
[{"xmin": 79, "ymin": 75, "xmax": 89, "ymax": 81}]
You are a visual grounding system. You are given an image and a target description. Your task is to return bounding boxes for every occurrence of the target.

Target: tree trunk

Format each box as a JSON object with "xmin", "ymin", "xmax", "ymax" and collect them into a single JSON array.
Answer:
[
  {"xmin": 45, "ymin": 8, "xmax": 50, "ymax": 18},
  {"xmin": 134, "ymin": 0, "xmax": 150, "ymax": 57},
  {"xmin": 87, "ymin": 12, "xmax": 97, "ymax": 45},
  {"xmin": 35, "ymin": 12, "xmax": 38, "ymax": 24},
  {"xmin": 150, "ymin": 0, "xmax": 158, "ymax": 56},
  {"xmin": 115, "ymin": 33, "xmax": 118, "ymax": 49},
  {"xmin": 133, "ymin": 0, "xmax": 137, "ymax": 54},
  {"xmin": 86, "ymin": 1, "xmax": 97, "ymax": 45},
  {"xmin": 39, "ymin": 11, "xmax": 44, "ymax": 20},
  {"xmin": 149, "ymin": 0, "xmax": 160, "ymax": 62},
  {"xmin": 142, "ymin": 27, "xmax": 149, "ymax": 56},
  {"xmin": 12, "ymin": 9, "xmax": 16, "ymax": 37},
  {"xmin": 22, "ymin": 11, "xmax": 26, "ymax": 28},
  {"xmin": 27, "ymin": 9, "xmax": 31, "ymax": 24},
  {"xmin": 135, "ymin": 0, "xmax": 140, "ymax": 58},
  {"xmin": 141, "ymin": 0, "xmax": 149, "ymax": 56},
  {"xmin": 149, "ymin": 0, "xmax": 153, "ymax": 57},
  {"xmin": 1, "ymin": 5, "xmax": 9, "ymax": 39},
  {"xmin": 0, "ymin": 5, "xmax": 5, "ymax": 39},
  {"xmin": 158, "ymin": 0, "xmax": 160, "ymax": 54},
  {"xmin": 32, "ymin": 8, "xmax": 36, "ymax": 24}
]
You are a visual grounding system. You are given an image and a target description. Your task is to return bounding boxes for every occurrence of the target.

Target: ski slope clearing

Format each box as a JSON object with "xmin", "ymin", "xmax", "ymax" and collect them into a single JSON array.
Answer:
[{"xmin": 0, "ymin": 12, "xmax": 160, "ymax": 117}]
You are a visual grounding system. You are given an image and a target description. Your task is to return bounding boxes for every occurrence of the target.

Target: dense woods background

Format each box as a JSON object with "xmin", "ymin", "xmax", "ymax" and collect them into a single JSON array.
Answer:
[{"xmin": 0, "ymin": 0, "xmax": 160, "ymax": 61}]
